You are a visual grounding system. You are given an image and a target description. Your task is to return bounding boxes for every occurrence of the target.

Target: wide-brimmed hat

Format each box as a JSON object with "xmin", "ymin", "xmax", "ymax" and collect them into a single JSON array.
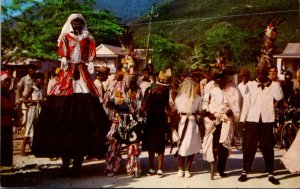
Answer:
[
  {"xmin": 96, "ymin": 66, "xmax": 111, "ymax": 75},
  {"xmin": 157, "ymin": 68, "xmax": 171, "ymax": 86}
]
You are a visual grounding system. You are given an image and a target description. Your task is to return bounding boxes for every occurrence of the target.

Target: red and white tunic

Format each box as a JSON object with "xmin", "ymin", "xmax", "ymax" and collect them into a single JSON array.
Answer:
[{"xmin": 49, "ymin": 31, "xmax": 99, "ymax": 97}]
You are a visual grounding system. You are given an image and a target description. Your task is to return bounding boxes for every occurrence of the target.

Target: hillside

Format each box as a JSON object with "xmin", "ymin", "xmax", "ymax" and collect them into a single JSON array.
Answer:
[
  {"xmin": 94, "ymin": 0, "xmax": 166, "ymax": 23},
  {"xmin": 129, "ymin": 0, "xmax": 299, "ymax": 56}
]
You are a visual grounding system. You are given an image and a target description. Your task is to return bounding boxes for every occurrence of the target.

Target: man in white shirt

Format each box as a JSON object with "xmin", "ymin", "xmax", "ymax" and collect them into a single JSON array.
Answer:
[
  {"xmin": 138, "ymin": 67, "xmax": 152, "ymax": 98},
  {"xmin": 94, "ymin": 66, "xmax": 111, "ymax": 103},
  {"xmin": 16, "ymin": 67, "xmax": 36, "ymax": 127},
  {"xmin": 238, "ymin": 68, "xmax": 283, "ymax": 185},
  {"xmin": 202, "ymin": 69, "xmax": 242, "ymax": 179},
  {"xmin": 237, "ymin": 68, "xmax": 250, "ymax": 98}
]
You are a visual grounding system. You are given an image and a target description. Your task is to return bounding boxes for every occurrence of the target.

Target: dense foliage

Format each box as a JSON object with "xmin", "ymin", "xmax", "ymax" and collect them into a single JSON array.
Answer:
[
  {"xmin": 130, "ymin": 0, "xmax": 299, "ymax": 75},
  {"xmin": 1, "ymin": 0, "xmax": 124, "ymax": 63},
  {"xmin": 1, "ymin": 0, "xmax": 299, "ymax": 77}
]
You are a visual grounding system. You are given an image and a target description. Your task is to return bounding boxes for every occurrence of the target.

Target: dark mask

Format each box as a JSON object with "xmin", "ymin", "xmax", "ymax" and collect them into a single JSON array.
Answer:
[{"xmin": 71, "ymin": 18, "xmax": 84, "ymax": 35}]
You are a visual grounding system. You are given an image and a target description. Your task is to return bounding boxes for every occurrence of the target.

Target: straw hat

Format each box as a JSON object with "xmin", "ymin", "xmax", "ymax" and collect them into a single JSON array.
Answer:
[
  {"xmin": 96, "ymin": 66, "xmax": 111, "ymax": 75},
  {"xmin": 157, "ymin": 68, "xmax": 171, "ymax": 86}
]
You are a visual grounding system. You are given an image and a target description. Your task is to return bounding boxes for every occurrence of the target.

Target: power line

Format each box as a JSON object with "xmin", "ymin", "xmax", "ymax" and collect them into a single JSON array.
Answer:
[
  {"xmin": 145, "ymin": 4, "xmax": 158, "ymax": 65},
  {"xmin": 129, "ymin": 9, "xmax": 299, "ymax": 26}
]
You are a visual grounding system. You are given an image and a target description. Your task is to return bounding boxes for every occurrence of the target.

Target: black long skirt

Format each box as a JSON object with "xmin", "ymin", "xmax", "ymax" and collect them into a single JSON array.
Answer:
[{"xmin": 32, "ymin": 93, "xmax": 110, "ymax": 158}]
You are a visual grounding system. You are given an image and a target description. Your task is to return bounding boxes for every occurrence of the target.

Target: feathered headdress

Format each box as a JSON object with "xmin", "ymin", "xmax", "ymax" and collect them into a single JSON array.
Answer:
[
  {"xmin": 119, "ymin": 28, "xmax": 136, "ymax": 75},
  {"xmin": 210, "ymin": 49, "xmax": 236, "ymax": 79},
  {"xmin": 257, "ymin": 18, "xmax": 281, "ymax": 70}
]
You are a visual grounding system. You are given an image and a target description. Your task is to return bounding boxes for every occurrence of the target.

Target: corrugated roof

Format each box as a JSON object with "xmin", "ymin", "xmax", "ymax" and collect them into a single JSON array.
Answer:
[{"xmin": 273, "ymin": 43, "xmax": 300, "ymax": 58}]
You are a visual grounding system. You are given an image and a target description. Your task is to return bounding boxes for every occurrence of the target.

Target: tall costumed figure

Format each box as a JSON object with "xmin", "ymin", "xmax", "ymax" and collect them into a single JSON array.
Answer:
[{"xmin": 32, "ymin": 14, "xmax": 110, "ymax": 177}]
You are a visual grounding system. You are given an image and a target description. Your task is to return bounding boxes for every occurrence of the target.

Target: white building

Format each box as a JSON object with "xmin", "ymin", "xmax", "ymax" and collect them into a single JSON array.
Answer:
[{"xmin": 273, "ymin": 43, "xmax": 300, "ymax": 89}]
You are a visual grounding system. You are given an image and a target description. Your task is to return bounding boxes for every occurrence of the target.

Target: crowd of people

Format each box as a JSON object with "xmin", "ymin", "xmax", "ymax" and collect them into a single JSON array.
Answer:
[{"xmin": 1, "ymin": 13, "xmax": 300, "ymax": 186}]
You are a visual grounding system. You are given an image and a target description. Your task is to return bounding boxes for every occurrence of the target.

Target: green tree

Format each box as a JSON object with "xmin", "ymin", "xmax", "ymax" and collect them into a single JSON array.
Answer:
[
  {"xmin": 1, "ymin": 0, "xmax": 124, "ymax": 63},
  {"xmin": 189, "ymin": 43, "xmax": 210, "ymax": 71},
  {"xmin": 201, "ymin": 21, "xmax": 260, "ymax": 67},
  {"xmin": 142, "ymin": 34, "xmax": 191, "ymax": 74}
]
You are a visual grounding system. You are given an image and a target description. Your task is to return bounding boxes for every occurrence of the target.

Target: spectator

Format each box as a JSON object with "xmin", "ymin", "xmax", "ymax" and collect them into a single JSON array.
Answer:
[
  {"xmin": 1, "ymin": 71, "xmax": 15, "ymax": 166},
  {"xmin": 238, "ymin": 68, "xmax": 250, "ymax": 98},
  {"xmin": 94, "ymin": 66, "xmax": 111, "ymax": 103},
  {"xmin": 238, "ymin": 68, "xmax": 283, "ymax": 185},
  {"xmin": 20, "ymin": 72, "xmax": 45, "ymax": 156},
  {"xmin": 268, "ymin": 66, "xmax": 278, "ymax": 82},
  {"xmin": 15, "ymin": 66, "xmax": 36, "ymax": 128},
  {"xmin": 167, "ymin": 78, "xmax": 180, "ymax": 146},
  {"xmin": 146, "ymin": 63, "xmax": 155, "ymax": 83},
  {"xmin": 280, "ymin": 71, "xmax": 294, "ymax": 106},
  {"xmin": 138, "ymin": 67, "xmax": 152, "ymax": 98},
  {"xmin": 46, "ymin": 67, "xmax": 59, "ymax": 96}
]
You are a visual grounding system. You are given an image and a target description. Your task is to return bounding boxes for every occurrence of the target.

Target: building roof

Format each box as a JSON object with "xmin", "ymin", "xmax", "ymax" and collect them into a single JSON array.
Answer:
[
  {"xmin": 96, "ymin": 44, "xmax": 125, "ymax": 57},
  {"xmin": 273, "ymin": 43, "xmax": 300, "ymax": 59}
]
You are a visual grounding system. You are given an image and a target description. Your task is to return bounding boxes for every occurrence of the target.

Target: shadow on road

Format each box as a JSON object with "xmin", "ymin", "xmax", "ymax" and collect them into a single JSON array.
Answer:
[{"xmin": 1, "ymin": 146, "xmax": 299, "ymax": 187}]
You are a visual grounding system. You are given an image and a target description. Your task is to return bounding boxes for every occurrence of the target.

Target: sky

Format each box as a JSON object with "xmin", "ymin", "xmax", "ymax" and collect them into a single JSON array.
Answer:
[{"xmin": 1, "ymin": 0, "xmax": 36, "ymax": 21}]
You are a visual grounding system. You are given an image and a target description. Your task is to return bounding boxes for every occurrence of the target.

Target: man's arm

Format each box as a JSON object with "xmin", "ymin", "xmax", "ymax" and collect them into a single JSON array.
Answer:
[
  {"xmin": 272, "ymin": 81, "xmax": 284, "ymax": 102},
  {"xmin": 15, "ymin": 77, "xmax": 25, "ymax": 104}
]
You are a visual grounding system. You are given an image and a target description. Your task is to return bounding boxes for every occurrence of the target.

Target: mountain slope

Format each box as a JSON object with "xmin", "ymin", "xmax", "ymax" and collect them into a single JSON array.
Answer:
[
  {"xmin": 94, "ymin": 0, "xmax": 166, "ymax": 23},
  {"xmin": 130, "ymin": 0, "xmax": 299, "ymax": 54}
]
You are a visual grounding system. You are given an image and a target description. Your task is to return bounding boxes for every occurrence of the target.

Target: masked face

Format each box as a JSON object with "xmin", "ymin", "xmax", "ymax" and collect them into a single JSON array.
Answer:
[
  {"xmin": 257, "ymin": 69, "xmax": 269, "ymax": 83},
  {"xmin": 71, "ymin": 17, "xmax": 84, "ymax": 35}
]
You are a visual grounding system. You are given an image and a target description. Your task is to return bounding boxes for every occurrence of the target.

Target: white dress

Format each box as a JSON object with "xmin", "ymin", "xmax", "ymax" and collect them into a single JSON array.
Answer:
[
  {"xmin": 25, "ymin": 86, "xmax": 44, "ymax": 137},
  {"xmin": 281, "ymin": 130, "xmax": 300, "ymax": 174},
  {"xmin": 175, "ymin": 94, "xmax": 202, "ymax": 156}
]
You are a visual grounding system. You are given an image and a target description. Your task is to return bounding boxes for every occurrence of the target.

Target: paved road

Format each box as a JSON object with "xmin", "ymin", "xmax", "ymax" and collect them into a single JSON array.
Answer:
[{"xmin": 1, "ymin": 135, "xmax": 299, "ymax": 188}]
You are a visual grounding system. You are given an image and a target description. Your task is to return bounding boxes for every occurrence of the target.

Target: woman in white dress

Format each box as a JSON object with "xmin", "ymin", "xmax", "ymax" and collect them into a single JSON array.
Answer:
[
  {"xmin": 174, "ymin": 77, "xmax": 202, "ymax": 178},
  {"xmin": 281, "ymin": 130, "xmax": 300, "ymax": 174}
]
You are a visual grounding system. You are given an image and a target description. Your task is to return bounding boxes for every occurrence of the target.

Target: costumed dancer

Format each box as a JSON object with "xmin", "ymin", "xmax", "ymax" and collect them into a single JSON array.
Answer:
[
  {"xmin": 202, "ymin": 50, "xmax": 242, "ymax": 180},
  {"xmin": 104, "ymin": 66, "xmax": 128, "ymax": 177},
  {"xmin": 119, "ymin": 27, "xmax": 136, "ymax": 75},
  {"xmin": 237, "ymin": 18, "xmax": 283, "ymax": 185},
  {"xmin": 141, "ymin": 68, "xmax": 172, "ymax": 177},
  {"xmin": 174, "ymin": 77, "xmax": 202, "ymax": 178},
  {"xmin": 104, "ymin": 68, "xmax": 144, "ymax": 177},
  {"xmin": 32, "ymin": 14, "xmax": 110, "ymax": 177},
  {"xmin": 281, "ymin": 129, "xmax": 300, "ymax": 174},
  {"xmin": 124, "ymin": 77, "xmax": 145, "ymax": 178}
]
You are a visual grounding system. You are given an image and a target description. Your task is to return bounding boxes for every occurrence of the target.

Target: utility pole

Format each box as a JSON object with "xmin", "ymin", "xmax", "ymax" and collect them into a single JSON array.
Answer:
[{"xmin": 145, "ymin": 4, "xmax": 158, "ymax": 66}]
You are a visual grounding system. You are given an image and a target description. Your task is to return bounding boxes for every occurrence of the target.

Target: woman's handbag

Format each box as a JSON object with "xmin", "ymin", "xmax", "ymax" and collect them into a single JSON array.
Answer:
[{"xmin": 171, "ymin": 127, "xmax": 180, "ymax": 144}]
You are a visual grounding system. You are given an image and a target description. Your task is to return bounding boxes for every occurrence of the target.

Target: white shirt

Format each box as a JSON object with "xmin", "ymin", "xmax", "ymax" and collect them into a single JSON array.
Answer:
[
  {"xmin": 17, "ymin": 74, "xmax": 33, "ymax": 97},
  {"xmin": 140, "ymin": 81, "xmax": 152, "ymax": 98},
  {"xmin": 201, "ymin": 80, "xmax": 215, "ymax": 111},
  {"xmin": 240, "ymin": 80, "xmax": 283, "ymax": 123},
  {"xmin": 47, "ymin": 77, "xmax": 57, "ymax": 95},
  {"xmin": 94, "ymin": 78, "xmax": 105, "ymax": 102},
  {"xmin": 238, "ymin": 81, "xmax": 248, "ymax": 98},
  {"xmin": 31, "ymin": 85, "xmax": 45, "ymax": 101}
]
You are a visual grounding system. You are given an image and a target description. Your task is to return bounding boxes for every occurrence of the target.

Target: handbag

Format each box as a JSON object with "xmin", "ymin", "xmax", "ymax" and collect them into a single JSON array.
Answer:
[{"xmin": 171, "ymin": 127, "xmax": 180, "ymax": 144}]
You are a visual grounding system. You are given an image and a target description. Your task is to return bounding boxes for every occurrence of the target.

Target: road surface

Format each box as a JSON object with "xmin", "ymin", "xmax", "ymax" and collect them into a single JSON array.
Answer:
[{"xmin": 0, "ymin": 133, "xmax": 299, "ymax": 188}]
